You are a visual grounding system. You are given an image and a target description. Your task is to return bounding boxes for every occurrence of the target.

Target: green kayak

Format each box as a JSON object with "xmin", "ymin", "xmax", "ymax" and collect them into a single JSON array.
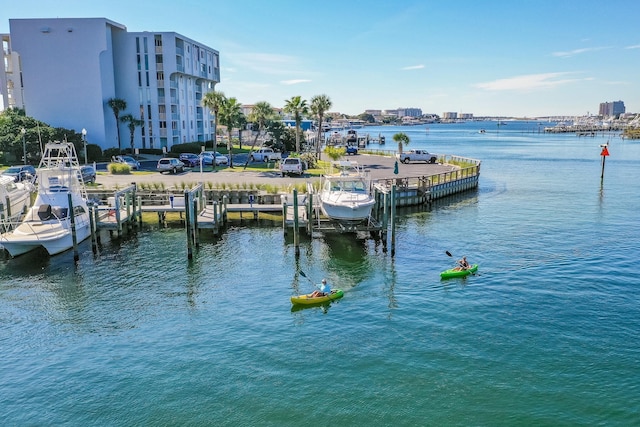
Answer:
[{"xmin": 440, "ymin": 264, "xmax": 478, "ymax": 279}]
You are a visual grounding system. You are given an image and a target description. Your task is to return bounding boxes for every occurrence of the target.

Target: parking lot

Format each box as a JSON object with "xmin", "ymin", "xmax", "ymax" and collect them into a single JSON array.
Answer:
[{"xmin": 94, "ymin": 152, "xmax": 457, "ymax": 188}]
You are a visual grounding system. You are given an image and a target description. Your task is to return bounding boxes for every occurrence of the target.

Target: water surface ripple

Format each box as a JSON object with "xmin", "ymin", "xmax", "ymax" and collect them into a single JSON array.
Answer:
[{"xmin": 2, "ymin": 122, "xmax": 639, "ymax": 425}]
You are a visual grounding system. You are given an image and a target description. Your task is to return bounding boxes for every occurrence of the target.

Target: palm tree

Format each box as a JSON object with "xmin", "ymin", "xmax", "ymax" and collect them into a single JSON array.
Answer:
[
  {"xmin": 393, "ymin": 132, "xmax": 410, "ymax": 155},
  {"xmin": 201, "ymin": 90, "xmax": 226, "ymax": 149},
  {"xmin": 107, "ymin": 98, "xmax": 127, "ymax": 152},
  {"xmin": 218, "ymin": 97, "xmax": 243, "ymax": 168},
  {"xmin": 120, "ymin": 114, "xmax": 144, "ymax": 153},
  {"xmin": 283, "ymin": 95, "xmax": 308, "ymax": 153},
  {"xmin": 310, "ymin": 94, "xmax": 332, "ymax": 160},
  {"xmin": 244, "ymin": 101, "xmax": 274, "ymax": 170}
]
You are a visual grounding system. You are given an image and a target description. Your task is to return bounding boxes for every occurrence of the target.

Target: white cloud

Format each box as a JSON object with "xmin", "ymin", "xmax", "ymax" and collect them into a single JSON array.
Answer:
[
  {"xmin": 280, "ymin": 79, "xmax": 311, "ymax": 85},
  {"xmin": 624, "ymin": 44, "xmax": 640, "ymax": 49},
  {"xmin": 474, "ymin": 72, "xmax": 590, "ymax": 91},
  {"xmin": 226, "ymin": 52, "xmax": 302, "ymax": 75},
  {"xmin": 402, "ymin": 65, "xmax": 425, "ymax": 70},
  {"xmin": 552, "ymin": 47, "xmax": 607, "ymax": 57}
]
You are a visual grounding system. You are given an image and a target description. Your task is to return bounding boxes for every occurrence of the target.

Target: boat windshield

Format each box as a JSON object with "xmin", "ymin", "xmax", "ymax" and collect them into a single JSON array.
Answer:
[{"xmin": 330, "ymin": 179, "xmax": 366, "ymax": 192}]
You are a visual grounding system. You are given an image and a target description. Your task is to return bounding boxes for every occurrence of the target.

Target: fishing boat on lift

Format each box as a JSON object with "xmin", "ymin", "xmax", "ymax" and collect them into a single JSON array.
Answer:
[
  {"xmin": 318, "ymin": 161, "xmax": 375, "ymax": 224},
  {"xmin": 0, "ymin": 175, "xmax": 35, "ymax": 232},
  {"xmin": 0, "ymin": 141, "xmax": 91, "ymax": 257}
]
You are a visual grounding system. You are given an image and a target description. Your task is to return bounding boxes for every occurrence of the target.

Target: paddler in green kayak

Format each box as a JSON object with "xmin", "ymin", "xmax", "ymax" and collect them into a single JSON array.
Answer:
[{"xmin": 456, "ymin": 256, "xmax": 471, "ymax": 271}]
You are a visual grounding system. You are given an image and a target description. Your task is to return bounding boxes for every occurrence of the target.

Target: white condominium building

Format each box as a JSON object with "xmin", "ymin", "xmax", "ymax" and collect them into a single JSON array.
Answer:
[{"xmin": 8, "ymin": 18, "xmax": 220, "ymax": 150}]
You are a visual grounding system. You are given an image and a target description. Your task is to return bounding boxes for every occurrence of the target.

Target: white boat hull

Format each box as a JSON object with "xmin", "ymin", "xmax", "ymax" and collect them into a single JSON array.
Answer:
[
  {"xmin": 319, "ymin": 190, "xmax": 375, "ymax": 223},
  {"xmin": 1, "ymin": 218, "xmax": 91, "ymax": 256}
]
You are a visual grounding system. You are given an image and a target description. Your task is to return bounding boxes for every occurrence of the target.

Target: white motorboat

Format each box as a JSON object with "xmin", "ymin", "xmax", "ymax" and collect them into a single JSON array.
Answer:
[
  {"xmin": 319, "ymin": 161, "xmax": 375, "ymax": 224},
  {"xmin": 0, "ymin": 142, "xmax": 91, "ymax": 257},
  {"xmin": 0, "ymin": 175, "xmax": 35, "ymax": 232}
]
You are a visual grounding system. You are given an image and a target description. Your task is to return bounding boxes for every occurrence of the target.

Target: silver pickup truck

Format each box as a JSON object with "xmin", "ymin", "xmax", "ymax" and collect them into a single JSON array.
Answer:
[{"xmin": 396, "ymin": 149, "xmax": 437, "ymax": 164}]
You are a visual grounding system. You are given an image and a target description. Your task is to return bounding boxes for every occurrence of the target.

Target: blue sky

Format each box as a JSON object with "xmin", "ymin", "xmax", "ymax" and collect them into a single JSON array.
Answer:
[{"xmin": 3, "ymin": 0, "xmax": 639, "ymax": 117}]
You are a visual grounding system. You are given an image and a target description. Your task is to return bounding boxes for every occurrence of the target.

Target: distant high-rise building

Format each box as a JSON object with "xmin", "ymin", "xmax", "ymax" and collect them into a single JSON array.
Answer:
[
  {"xmin": 397, "ymin": 107, "xmax": 422, "ymax": 118},
  {"xmin": 0, "ymin": 34, "xmax": 25, "ymax": 111},
  {"xmin": 599, "ymin": 100, "xmax": 625, "ymax": 118},
  {"xmin": 8, "ymin": 18, "xmax": 220, "ymax": 150}
]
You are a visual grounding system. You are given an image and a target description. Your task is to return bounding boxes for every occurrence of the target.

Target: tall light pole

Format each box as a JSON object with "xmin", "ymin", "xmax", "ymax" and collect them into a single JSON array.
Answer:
[
  {"xmin": 82, "ymin": 128, "xmax": 87, "ymax": 165},
  {"xmin": 20, "ymin": 127, "xmax": 27, "ymax": 164}
]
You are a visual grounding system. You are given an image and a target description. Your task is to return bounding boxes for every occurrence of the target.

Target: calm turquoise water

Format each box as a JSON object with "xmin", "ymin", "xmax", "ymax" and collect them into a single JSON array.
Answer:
[{"xmin": 2, "ymin": 121, "xmax": 639, "ymax": 426}]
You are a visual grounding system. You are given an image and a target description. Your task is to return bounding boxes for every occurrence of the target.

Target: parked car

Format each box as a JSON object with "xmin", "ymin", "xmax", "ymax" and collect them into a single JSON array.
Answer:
[
  {"xmin": 249, "ymin": 148, "xmax": 281, "ymax": 163},
  {"xmin": 279, "ymin": 157, "xmax": 306, "ymax": 177},
  {"xmin": 80, "ymin": 165, "xmax": 96, "ymax": 184},
  {"xmin": 2, "ymin": 165, "xmax": 37, "ymax": 182},
  {"xmin": 112, "ymin": 155, "xmax": 140, "ymax": 170},
  {"xmin": 199, "ymin": 151, "xmax": 228, "ymax": 166},
  {"xmin": 396, "ymin": 149, "xmax": 437, "ymax": 164},
  {"xmin": 336, "ymin": 145, "xmax": 358, "ymax": 155},
  {"xmin": 157, "ymin": 158, "xmax": 184, "ymax": 174},
  {"xmin": 179, "ymin": 153, "xmax": 202, "ymax": 167}
]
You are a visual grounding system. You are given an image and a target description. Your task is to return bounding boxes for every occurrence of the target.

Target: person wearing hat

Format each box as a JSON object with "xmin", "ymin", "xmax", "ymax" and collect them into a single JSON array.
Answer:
[{"xmin": 310, "ymin": 279, "xmax": 331, "ymax": 298}]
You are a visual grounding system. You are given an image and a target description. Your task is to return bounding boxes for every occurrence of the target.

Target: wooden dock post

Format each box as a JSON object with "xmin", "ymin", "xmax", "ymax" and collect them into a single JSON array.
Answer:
[
  {"xmin": 68, "ymin": 193, "xmax": 79, "ymax": 262},
  {"xmin": 184, "ymin": 189, "xmax": 193, "ymax": 260},
  {"xmin": 89, "ymin": 204, "xmax": 98, "ymax": 253},
  {"xmin": 307, "ymin": 192, "xmax": 313, "ymax": 235},
  {"xmin": 390, "ymin": 185, "xmax": 396, "ymax": 257},
  {"xmin": 193, "ymin": 197, "xmax": 200, "ymax": 248},
  {"xmin": 282, "ymin": 200, "xmax": 288, "ymax": 236},
  {"xmin": 293, "ymin": 189, "xmax": 300, "ymax": 255}
]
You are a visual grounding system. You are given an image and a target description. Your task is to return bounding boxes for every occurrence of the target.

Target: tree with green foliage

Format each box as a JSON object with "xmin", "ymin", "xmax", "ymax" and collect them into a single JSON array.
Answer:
[
  {"xmin": 218, "ymin": 97, "xmax": 243, "ymax": 168},
  {"xmin": 245, "ymin": 101, "xmax": 275, "ymax": 169},
  {"xmin": 310, "ymin": 94, "xmax": 332, "ymax": 160},
  {"xmin": 201, "ymin": 90, "xmax": 226, "ymax": 149},
  {"xmin": 357, "ymin": 113, "xmax": 375, "ymax": 123},
  {"xmin": 393, "ymin": 132, "xmax": 410, "ymax": 154},
  {"xmin": 120, "ymin": 114, "xmax": 144, "ymax": 154},
  {"xmin": 0, "ymin": 108, "xmax": 85, "ymax": 164},
  {"xmin": 107, "ymin": 98, "xmax": 127, "ymax": 152},
  {"xmin": 283, "ymin": 95, "xmax": 308, "ymax": 153}
]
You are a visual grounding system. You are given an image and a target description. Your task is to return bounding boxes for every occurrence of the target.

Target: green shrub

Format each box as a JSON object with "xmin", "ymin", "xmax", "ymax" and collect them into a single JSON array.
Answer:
[{"xmin": 108, "ymin": 163, "xmax": 131, "ymax": 174}]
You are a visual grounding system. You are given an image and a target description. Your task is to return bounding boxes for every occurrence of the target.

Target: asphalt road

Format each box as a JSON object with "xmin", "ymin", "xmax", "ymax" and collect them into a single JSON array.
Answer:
[{"xmin": 94, "ymin": 153, "xmax": 457, "ymax": 189}]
